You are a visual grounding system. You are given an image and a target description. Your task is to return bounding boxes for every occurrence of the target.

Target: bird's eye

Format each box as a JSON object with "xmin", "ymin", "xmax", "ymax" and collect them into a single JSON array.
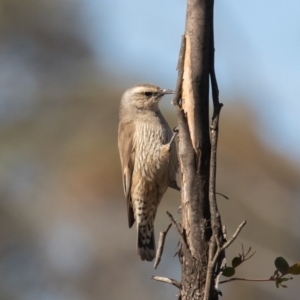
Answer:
[{"xmin": 144, "ymin": 92, "xmax": 153, "ymax": 97}]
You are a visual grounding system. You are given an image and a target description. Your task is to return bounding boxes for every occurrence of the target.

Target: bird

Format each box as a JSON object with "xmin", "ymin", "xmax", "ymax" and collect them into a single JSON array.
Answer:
[{"xmin": 118, "ymin": 83, "xmax": 179, "ymax": 261}]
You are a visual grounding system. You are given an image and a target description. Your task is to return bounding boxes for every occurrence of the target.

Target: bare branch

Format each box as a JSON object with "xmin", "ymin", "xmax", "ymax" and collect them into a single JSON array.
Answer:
[
  {"xmin": 216, "ymin": 192, "xmax": 229, "ymax": 200},
  {"xmin": 166, "ymin": 211, "xmax": 193, "ymax": 260},
  {"xmin": 166, "ymin": 211, "xmax": 182, "ymax": 236},
  {"xmin": 215, "ymin": 256, "xmax": 226, "ymax": 290},
  {"xmin": 154, "ymin": 223, "xmax": 172, "ymax": 269},
  {"xmin": 245, "ymin": 251, "xmax": 256, "ymax": 261},
  {"xmin": 204, "ymin": 9, "xmax": 224, "ymax": 297},
  {"xmin": 220, "ymin": 220, "xmax": 247, "ymax": 252},
  {"xmin": 210, "ymin": 220, "xmax": 247, "ymax": 268},
  {"xmin": 151, "ymin": 276, "xmax": 182, "ymax": 289},
  {"xmin": 219, "ymin": 276, "xmax": 293, "ymax": 284},
  {"xmin": 204, "ymin": 221, "xmax": 247, "ymax": 300}
]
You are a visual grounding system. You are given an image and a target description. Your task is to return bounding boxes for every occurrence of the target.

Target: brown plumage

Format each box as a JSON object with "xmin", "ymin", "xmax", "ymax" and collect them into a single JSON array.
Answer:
[{"xmin": 118, "ymin": 83, "xmax": 179, "ymax": 261}]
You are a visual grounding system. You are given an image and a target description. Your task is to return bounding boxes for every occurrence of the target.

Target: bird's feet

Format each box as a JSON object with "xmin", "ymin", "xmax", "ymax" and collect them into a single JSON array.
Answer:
[{"xmin": 168, "ymin": 126, "xmax": 179, "ymax": 147}]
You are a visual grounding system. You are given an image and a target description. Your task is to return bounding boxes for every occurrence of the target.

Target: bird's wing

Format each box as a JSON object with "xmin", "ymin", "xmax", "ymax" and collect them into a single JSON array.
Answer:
[{"xmin": 118, "ymin": 120, "xmax": 135, "ymax": 228}]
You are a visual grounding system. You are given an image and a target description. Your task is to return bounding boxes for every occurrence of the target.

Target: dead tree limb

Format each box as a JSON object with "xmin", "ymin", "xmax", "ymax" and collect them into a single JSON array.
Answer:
[
  {"xmin": 154, "ymin": 223, "xmax": 172, "ymax": 269},
  {"xmin": 152, "ymin": 276, "xmax": 182, "ymax": 289}
]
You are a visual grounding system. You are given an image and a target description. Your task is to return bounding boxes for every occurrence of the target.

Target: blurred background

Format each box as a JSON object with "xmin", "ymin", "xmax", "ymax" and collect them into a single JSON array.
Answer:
[{"xmin": 0, "ymin": 0, "xmax": 299, "ymax": 299}]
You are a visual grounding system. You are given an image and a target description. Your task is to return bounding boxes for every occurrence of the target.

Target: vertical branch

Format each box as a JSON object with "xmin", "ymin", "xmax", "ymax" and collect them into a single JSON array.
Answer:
[
  {"xmin": 204, "ymin": 1, "xmax": 224, "ymax": 299},
  {"xmin": 208, "ymin": 0, "xmax": 223, "ymax": 247},
  {"xmin": 173, "ymin": 0, "xmax": 214, "ymax": 299}
]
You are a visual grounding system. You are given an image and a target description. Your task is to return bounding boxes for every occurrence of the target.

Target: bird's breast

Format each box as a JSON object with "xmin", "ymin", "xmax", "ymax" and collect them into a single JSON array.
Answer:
[{"xmin": 134, "ymin": 121, "xmax": 169, "ymax": 182}]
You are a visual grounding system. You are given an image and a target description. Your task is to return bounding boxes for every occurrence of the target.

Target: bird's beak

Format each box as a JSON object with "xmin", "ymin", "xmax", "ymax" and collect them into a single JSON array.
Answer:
[{"xmin": 160, "ymin": 89, "xmax": 174, "ymax": 95}]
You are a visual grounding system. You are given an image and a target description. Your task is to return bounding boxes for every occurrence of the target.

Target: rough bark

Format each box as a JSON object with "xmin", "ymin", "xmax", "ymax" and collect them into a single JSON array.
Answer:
[
  {"xmin": 155, "ymin": 1, "xmax": 247, "ymax": 298},
  {"xmin": 175, "ymin": 0, "xmax": 218, "ymax": 299}
]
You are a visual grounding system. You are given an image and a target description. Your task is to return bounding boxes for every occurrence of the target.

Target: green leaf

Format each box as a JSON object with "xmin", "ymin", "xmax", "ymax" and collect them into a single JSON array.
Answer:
[
  {"xmin": 277, "ymin": 278, "xmax": 283, "ymax": 284},
  {"xmin": 280, "ymin": 278, "xmax": 290, "ymax": 282},
  {"xmin": 275, "ymin": 277, "xmax": 291, "ymax": 289},
  {"xmin": 222, "ymin": 267, "xmax": 235, "ymax": 277},
  {"xmin": 288, "ymin": 262, "xmax": 300, "ymax": 275},
  {"xmin": 275, "ymin": 257, "xmax": 289, "ymax": 275},
  {"xmin": 232, "ymin": 257, "xmax": 242, "ymax": 268}
]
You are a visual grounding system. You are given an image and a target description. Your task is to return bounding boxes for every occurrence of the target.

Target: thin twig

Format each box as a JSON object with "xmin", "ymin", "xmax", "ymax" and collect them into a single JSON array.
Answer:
[
  {"xmin": 204, "ymin": 221, "xmax": 247, "ymax": 300},
  {"xmin": 152, "ymin": 276, "xmax": 182, "ymax": 289},
  {"xmin": 215, "ymin": 256, "xmax": 227, "ymax": 290},
  {"xmin": 166, "ymin": 211, "xmax": 193, "ymax": 260},
  {"xmin": 220, "ymin": 220, "xmax": 247, "ymax": 252},
  {"xmin": 154, "ymin": 223, "xmax": 172, "ymax": 269},
  {"xmin": 166, "ymin": 211, "xmax": 182, "ymax": 236},
  {"xmin": 219, "ymin": 276, "xmax": 293, "ymax": 284},
  {"xmin": 211, "ymin": 220, "xmax": 247, "ymax": 268},
  {"xmin": 215, "ymin": 225, "xmax": 227, "ymax": 278},
  {"xmin": 216, "ymin": 192, "xmax": 229, "ymax": 200},
  {"xmin": 245, "ymin": 251, "xmax": 256, "ymax": 261}
]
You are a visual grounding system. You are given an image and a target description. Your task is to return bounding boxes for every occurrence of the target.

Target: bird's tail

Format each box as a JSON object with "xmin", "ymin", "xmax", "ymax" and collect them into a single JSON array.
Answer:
[{"xmin": 137, "ymin": 224, "xmax": 156, "ymax": 261}]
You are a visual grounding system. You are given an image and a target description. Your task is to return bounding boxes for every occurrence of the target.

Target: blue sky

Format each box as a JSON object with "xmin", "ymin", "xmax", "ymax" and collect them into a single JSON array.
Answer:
[{"xmin": 82, "ymin": 0, "xmax": 300, "ymax": 163}]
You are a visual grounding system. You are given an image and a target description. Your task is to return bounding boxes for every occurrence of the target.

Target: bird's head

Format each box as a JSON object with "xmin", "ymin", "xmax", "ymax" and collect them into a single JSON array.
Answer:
[{"xmin": 121, "ymin": 83, "xmax": 174, "ymax": 111}]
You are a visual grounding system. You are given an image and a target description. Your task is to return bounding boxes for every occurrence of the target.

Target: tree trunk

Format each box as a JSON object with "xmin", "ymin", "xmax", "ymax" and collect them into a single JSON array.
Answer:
[{"xmin": 175, "ymin": 0, "xmax": 217, "ymax": 299}]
